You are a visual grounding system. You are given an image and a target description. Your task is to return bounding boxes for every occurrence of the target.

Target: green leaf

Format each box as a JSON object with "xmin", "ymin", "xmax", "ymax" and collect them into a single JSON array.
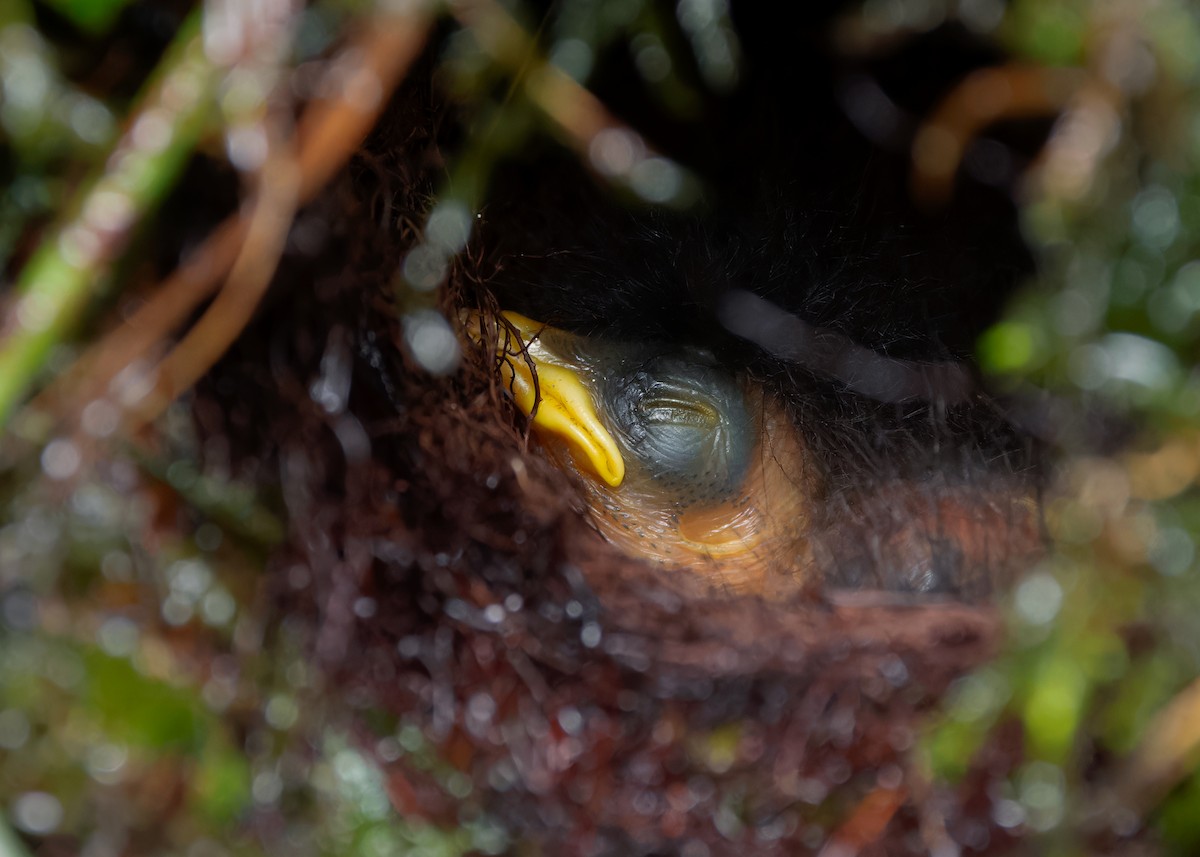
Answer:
[
  {"xmin": 37, "ymin": 0, "xmax": 132, "ymax": 34},
  {"xmin": 1003, "ymin": 0, "xmax": 1087, "ymax": 66},
  {"xmin": 1156, "ymin": 767, "xmax": 1200, "ymax": 855},
  {"xmin": 190, "ymin": 736, "xmax": 252, "ymax": 826},
  {"xmin": 1023, "ymin": 652, "xmax": 1089, "ymax": 762},
  {"xmin": 82, "ymin": 648, "xmax": 206, "ymax": 751}
]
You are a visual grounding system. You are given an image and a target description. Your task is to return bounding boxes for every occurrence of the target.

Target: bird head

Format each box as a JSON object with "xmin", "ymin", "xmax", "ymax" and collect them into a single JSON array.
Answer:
[
  {"xmin": 466, "ymin": 298, "xmax": 1042, "ymax": 600},
  {"xmin": 467, "ymin": 310, "xmax": 815, "ymax": 595}
]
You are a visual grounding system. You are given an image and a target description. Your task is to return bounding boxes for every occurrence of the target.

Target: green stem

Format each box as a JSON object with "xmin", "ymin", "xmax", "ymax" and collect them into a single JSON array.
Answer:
[
  {"xmin": 0, "ymin": 10, "xmax": 219, "ymax": 430},
  {"xmin": 0, "ymin": 816, "xmax": 33, "ymax": 857}
]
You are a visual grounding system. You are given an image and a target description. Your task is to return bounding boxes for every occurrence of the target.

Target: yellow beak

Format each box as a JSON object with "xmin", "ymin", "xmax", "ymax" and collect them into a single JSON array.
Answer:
[{"xmin": 476, "ymin": 311, "xmax": 626, "ymax": 488}]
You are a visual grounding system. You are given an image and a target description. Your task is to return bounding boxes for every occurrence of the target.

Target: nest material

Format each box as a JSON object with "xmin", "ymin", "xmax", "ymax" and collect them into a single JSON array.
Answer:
[
  {"xmin": 191, "ymin": 22, "xmax": 1044, "ymax": 857},
  {"xmin": 253, "ymin": 295, "xmax": 1012, "ymax": 854}
]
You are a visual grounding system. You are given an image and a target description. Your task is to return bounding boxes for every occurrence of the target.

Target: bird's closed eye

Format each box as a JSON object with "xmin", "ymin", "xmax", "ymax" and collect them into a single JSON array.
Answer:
[
  {"xmin": 471, "ymin": 311, "xmax": 813, "ymax": 595},
  {"xmin": 600, "ymin": 351, "xmax": 754, "ymax": 505}
]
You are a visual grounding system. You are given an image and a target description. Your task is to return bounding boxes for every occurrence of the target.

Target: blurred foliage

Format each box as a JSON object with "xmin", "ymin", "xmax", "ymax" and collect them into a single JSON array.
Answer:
[
  {"xmin": 0, "ymin": 0, "xmax": 116, "ymax": 273},
  {"xmin": 40, "ymin": 0, "xmax": 134, "ymax": 34},
  {"xmin": 940, "ymin": 0, "xmax": 1200, "ymax": 852},
  {"xmin": 0, "ymin": 0, "xmax": 729, "ymax": 853},
  {"xmin": 4, "ymin": 0, "xmax": 1200, "ymax": 854}
]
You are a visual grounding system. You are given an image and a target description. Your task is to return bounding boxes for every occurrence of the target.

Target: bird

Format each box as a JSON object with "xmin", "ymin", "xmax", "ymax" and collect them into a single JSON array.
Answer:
[
  {"xmin": 464, "ymin": 307, "xmax": 814, "ymax": 596},
  {"xmin": 251, "ymin": 6, "xmax": 1059, "ymax": 852},
  {"xmin": 467, "ymin": 187, "xmax": 1043, "ymax": 600},
  {"xmin": 458, "ymin": 6, "xmax": 1047, "ymax": 601}
]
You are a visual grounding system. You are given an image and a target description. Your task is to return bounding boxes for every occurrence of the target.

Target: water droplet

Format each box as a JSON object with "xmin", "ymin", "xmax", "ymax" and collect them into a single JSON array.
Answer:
[
  {"xmin": 11, "ymin": 792, "xmax": 62, "ymax": 835},
  {"xmin": 41, "ymin": 438, "xmax": 81, "ymax": 481}
]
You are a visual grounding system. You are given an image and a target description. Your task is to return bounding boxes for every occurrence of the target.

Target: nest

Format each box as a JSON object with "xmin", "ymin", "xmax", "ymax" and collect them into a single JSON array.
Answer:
[{"xmin": 188, "ymin": 42, "xmax": 1043, "ymax": 854}]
